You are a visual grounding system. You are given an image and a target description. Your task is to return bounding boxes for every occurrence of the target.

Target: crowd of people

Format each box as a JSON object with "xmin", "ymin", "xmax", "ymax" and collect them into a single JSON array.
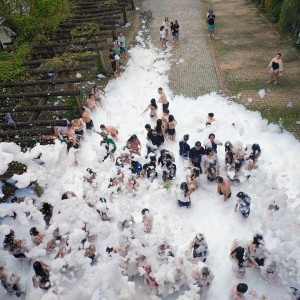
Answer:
[
  {"xmin": 0, "ymin": 26, "xmax": 296, "ymax": 300},
  {"xmin": 4, "ymin": 76, "xmax": 297, "ymax": 299},
  {"xmin": 160, "ymin": 17, "xmax": 180, "ymax": 49}
]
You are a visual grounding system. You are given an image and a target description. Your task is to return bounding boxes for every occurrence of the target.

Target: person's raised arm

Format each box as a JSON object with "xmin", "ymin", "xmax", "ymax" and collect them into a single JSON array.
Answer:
[{"xmin": 142, "ymin": 104, "xmax": 150, "ymax": 114}]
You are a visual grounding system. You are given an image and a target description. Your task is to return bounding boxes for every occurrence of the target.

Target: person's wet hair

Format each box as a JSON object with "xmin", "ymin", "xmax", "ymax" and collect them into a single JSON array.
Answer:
[
  {"xmin": 253, "ymin": 234, "xmax": 263, "ymax": 247},
  {"xmin": 141, "ymin": 208, "xmax": 149, "ymax": 214},
  {"xmin": 180, "ymin": 182, "xmax": 189, "ymax": 196},
  {"xmin": 30, "ymin": 227, "xmax": 39, "ymax": 236},
  {"xmin": 168, "ymin": 115, "xmax": 175, "ymax": 122},
  {"xmin": 236, "ymin": 283, "xmax": 248, "ymax": 294},
  {"xmin": 33, "ymin": 261, "xmax": 48, "ymax": 281},
  {"xmin": 215, "ymin": 176, "xmax": 223, "ymax": 183}
]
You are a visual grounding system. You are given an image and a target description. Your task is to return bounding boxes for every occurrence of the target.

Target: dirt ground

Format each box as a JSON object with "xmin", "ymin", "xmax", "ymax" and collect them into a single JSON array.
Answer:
[{"xmin": 201, "ymin": 0, "xmax": 300, "ymax": 139}]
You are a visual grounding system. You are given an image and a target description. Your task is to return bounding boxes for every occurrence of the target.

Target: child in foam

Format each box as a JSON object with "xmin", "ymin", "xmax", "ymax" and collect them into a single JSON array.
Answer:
[
  {"xmin": 185, "ymin": 233, "xmax": 209, "ymax": 263},
  {"xmin": 191, "ymin": 263, "xmax": 214, "ymax": 299},
  {"xmin": 215, "ymin": 176, "xmax": 232, "ymax": 201},
  {"xmin": 230, "ymin": 240, "xmax": 257, "ymax": 278},
  {"xmin": 235, "ymin": 192, "xmax": 251, "ymax": 218},
  {"xmin": 176, "ymin": 182, "xmax": 192, "ymax": 207},
  {"xmin": 0, "ymin": 260, "xmax": 24, "ymax": 297},
  {"xmin": 141, "ymin": 208, "xmax": 153, "ymax": 233}
]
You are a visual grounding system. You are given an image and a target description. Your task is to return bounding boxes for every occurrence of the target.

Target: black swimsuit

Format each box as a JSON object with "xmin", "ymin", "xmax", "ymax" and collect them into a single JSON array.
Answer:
[{"xmin": 272, "ymin": 61, "xmax": 279, "ymax": 70}]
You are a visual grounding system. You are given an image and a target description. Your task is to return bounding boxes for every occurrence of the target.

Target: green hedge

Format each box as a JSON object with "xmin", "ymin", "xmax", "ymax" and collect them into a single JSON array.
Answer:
[
  {"xmin": 250, "ymin": 0, "xmax": 299, "ymax": 37},
  {"xmin": 0, "ymin": 0, "xmax": 72, "ymax": 82}
]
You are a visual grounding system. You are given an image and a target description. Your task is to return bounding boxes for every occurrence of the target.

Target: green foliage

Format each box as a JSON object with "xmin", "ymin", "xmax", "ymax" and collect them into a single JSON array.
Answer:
[
  {"xmin": 103, "ymin": 0, "xmax": 119, "ymax": 7},
  {"xmin": 0, "ymin": 0, "xmax": 72, "ymax": 83},
  {"xmin": 263, "ymin": 0, "xmax": 284, "ymax": 22},
  {"xmin": 268, "ymin": 1, "xmax": 283, "ymax": 23},
  {"xmin": 278, "ymin": 0, "xmax": 300, "ymax": 35},
  {"xmin": 31, "ymin": 181, "xmax": 44, "ymax": 197},
  {"xmin": 0, "ymin": 43, "xmax": 30, "ymax": 82},
  {"xmin": 70, "ymin": 22, "xmax": 98, "ymax": 38},
  {"xmin": 250, "ymin": 0, "xmax": 299, "ymax": 36},
  {"xmin": 0, "ymin": 161, "xmax": 27, "ymax": 180},
  {"xmin": 4, "ymin": 0, "xmax": 71, "ymax": 42}
]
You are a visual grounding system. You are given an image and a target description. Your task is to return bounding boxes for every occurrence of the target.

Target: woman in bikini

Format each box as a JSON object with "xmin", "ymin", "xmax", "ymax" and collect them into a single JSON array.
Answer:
[
  {"xmin": 267, "ymin": 53, "xmax": 283, "ymax": 85},
  {"xmin": 167, "ymin": 114, "xmax": 177, "ymax": 141},
  {"xmin": 154, "ymin": 119, "xmax": 166, "ymax": 145},
  {"xmin": 142, "ymin": 98, "xmax": 158, "ymax": 120}
]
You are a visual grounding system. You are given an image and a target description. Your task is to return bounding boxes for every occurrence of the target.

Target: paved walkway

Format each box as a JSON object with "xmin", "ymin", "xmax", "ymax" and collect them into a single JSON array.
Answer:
[
  {"xmin": 141, "ymin": 0, "xmax": 219, "ymax": 97},
  {"xmin": 204, "ymin": 0, "xmax": 300, "ymax": 139},
  {"xmin": 139, "ymin": 0, "xmax": 300, "ymax": 139}
]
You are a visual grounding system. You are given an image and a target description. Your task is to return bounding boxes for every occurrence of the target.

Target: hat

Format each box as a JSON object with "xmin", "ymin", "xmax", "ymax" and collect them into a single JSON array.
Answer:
[{"xmin": 195, "ymin": 141, "xmax": 201, "ymax": 147}]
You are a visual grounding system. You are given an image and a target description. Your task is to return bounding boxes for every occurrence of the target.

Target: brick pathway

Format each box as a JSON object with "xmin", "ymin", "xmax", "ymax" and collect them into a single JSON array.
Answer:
[
  {"xmin": 139, "ymin": 0, "xmax": 300, "ymax": 139},
  {"xmin": 201, "ymin": 0, "xmax": 300, "ymax": 139},
  {"xmin": 141, "ymin": 0, "xmax": 219, "ymax": 97}
]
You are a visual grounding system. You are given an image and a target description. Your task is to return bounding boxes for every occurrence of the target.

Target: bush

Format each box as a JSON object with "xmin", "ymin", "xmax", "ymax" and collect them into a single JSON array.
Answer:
[
  {"xmin": 278, "ymin": 0, "xmax": 300, "ymax": 35},
  {"xmin": 268, "ymin": 2, "xmax": 283, "ymax": 23}
]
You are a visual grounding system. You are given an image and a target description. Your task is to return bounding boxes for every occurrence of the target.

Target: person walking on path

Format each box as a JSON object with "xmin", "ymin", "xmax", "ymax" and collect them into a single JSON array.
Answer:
[
  {"xmin": 160, "ymin": 25, "xmax": 167, "ymax": 50},
  {"xmin": 163, "ymin": 17, "xmax": 170, "ymax": 41},
  {"xmin": 118, "ymin": 32, "xmax": 127, "ymax": 60},
  {"xmin": 267, "ymin": 53, "xmax": 283, "ymax": 85},
  {"xmin": 173, "ymin": 20, "xmax": 180, "ymax": 46},
  {"xmin": 112, "ymin": 41, "xmax": 121, "ymax": 70},
  {"xmin": 109, "ymin": 49, "xmax": 118, "ymax": 78},
  {"xmin": 170, "ymin": 22, "xmax": 176, "ymax": 48},
  {"xmin": 207, "ymin": 9, "xmax": 216, "ymax": 38}
]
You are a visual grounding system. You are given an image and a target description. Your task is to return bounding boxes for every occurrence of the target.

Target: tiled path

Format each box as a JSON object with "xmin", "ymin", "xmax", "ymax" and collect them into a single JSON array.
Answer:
[
  {"xmin": 141, "ymin": 0, "xmax": 219, "ymax": 97},
  {"xmin": 140, "ymin": 0, "xmax": 300, "ymax": 138}
]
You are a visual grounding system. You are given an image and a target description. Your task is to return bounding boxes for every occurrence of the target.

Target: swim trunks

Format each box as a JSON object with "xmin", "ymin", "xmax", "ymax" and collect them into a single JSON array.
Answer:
[{"xmin": 85, "ymin": 120, "xmax": 94, "ymax": 130}]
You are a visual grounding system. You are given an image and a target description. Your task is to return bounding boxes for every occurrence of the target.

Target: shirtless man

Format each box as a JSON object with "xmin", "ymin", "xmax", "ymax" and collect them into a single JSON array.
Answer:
[
  {"xmin": 231, "ymin": 284, "xmax": 268, "ymax": 300},
  {"xmin": 231, "ymin": 283, "xmax": 248, "ymax": 300},
  {"xmin": 86, "ymin": 94, "xmax": 99, "ymax": 111},
  {"xmin": 71, "ymin": 116, "xmax": 84, "ymax": 141},
  {"xmin": 206, "ymin": 113, "xmax": 215, "ymax": 126},
  {"xmin": 55, "ymin": 115, "xmax": 69, "ymax": 139},
  {"xmin": 215, "ymin": 176, "xmax": 231, "ymax": 201},
  {"xmin": 66, "ymin": 123, "xmax": 79, "ymax": 151},
  {"xmin": 158, "ymin": 87, "xmax": 169, "ymax": 111},
  {"xmin": 82, "ymin": 107, "xmax": 94, "ymax": 133},
  {"xmin": 100, "ymin": 124, "xmax": 119, "ymax": 141},
  {"xmin": 141, "ymin": 208, "xmax": 153, "ymax": 233},
  {"xmin": 0, "ymin": 260, "xmax": 24, "ymax": 297}
]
